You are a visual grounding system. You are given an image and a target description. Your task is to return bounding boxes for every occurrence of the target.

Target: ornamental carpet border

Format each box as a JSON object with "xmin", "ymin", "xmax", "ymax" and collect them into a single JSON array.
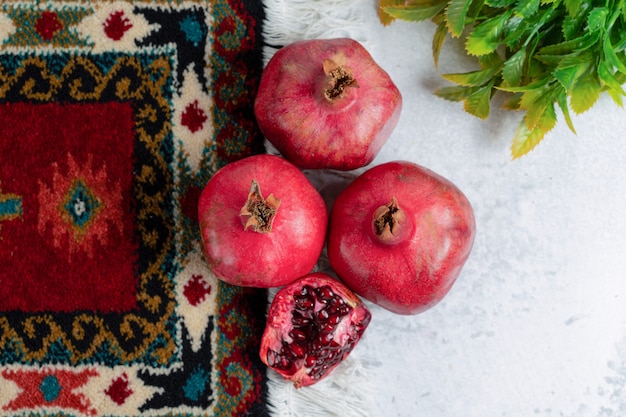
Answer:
[{"xmin": 0, "ymin": 1, "xmax": 269, "ymax": 416}]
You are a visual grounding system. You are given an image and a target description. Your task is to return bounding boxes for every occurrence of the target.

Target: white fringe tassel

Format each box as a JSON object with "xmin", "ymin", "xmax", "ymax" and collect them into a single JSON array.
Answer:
[
  {"xmin": 266, "ymin": 353, "xmax": 376, "ymax": 417},
  {"xmin": 260, "ymin": 2, "xmax": 377, "ymax": 415},
  {"xmin": 264, "ymin": 199, "xmax": 375, "ymax": 416},
  {"xmin": 261, "ymin": 0, "xmax": 372, "ymax": 64}
]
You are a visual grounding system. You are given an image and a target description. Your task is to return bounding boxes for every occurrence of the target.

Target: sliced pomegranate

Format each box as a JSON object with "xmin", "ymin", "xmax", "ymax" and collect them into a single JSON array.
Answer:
[{"xmin": 260, "ymin": 272, "xmax": 371, "ymax": 388}]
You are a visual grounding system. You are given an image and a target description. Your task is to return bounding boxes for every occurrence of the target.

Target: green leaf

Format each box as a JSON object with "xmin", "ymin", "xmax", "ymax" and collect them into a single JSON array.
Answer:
[
  {"xmin": 502, "ymin": 48, "xmax": 526, "ymax": 86},
  {"xmin": 383, "ymin": 2, "xmax": 447, "ymax": 22},
  {"xmin": 432, "ymin": 20, "xmax": 448, "ymax": 68},
  {"xmin": 524, "ymin": 90, "xmax": 557, "ymax": 131},
  {"xmin": 434, "ymin": 85, "xmax": 483, "ymax": 101},
  {"xmin": 442, "ymin": 65, "xmax": 502, "ymax": 86},
  {"xmin": 587, "ymin": 7, "xmax": 609, "ymax": 32},
  {"xmin": 378, "ymin": 0, "xmax": 404, "ymax": 25},
  {"xmin": 564, "ymin": 0, "xmax": 582, "ymax": 17},
  {"xmin": 479, "ymin": 52, "xmax": 504, "ymax": 69},
  {"xmin": 569, "ymin": 71, "xmax": 602, "ymax": 114},
  {"xmin": 554, "ymin": 63, "xmax": 586, "ymax": 90},
  {"xmin": 562, "ymin": 5, "xmax": 589, "ymax": 40},
  {"xmin": 511, "ymin": 116, "xmax": 548, "ymax": 159},
  {"xmin": 446, "ymin": 0, "xmax": 473, "ymax": 37},
  {"xmin": 520, "ymin": 85, "xmax": 554, "ymax": 129},
  {"xmin": 536, "ymin": 32, "xmax": 599, "ymax": 56},
  {"xmin": 598, "ymin": 60, "xmax": 626, "ymax": 106},
  {"xmin": 463, "ymin": 81, "xmax": 495, "ymax": 119},
  {"xmin": 603, "ymin": 36, "xmax": 626, "ymax": 75},
  {"xmin": 501, "ymin": 15, "xmax": 525, "ymax": 46},
  {"xmin": 556, "ymin": 88, "xmax": 577, "ymax": 133},
  {"xmin": 597, "ymin": 60, "xmax": 626, "ymax": 93},
  {"xmin": 514, "ymin": 0, "xmax": 540, "ymax": 18},
  {"xmin": 497, "ymin": 77, "xmax": 550, "ymax": 92},
  {"xmin": 486, "ymin": 0, "xmax": 516, "ymax": 7},
  {"xmin": 466, "ymin": 11, "xmax": 513, "ymax": 55}
]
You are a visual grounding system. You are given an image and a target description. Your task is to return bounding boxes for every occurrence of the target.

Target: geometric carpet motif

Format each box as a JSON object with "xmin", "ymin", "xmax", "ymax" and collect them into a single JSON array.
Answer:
[{"xmin": 0, "ymin": 1, "xmax": 268, "ymax": 415}]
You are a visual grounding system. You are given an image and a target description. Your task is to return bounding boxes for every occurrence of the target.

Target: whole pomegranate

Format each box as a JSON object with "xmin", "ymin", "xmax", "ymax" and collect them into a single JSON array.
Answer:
[
  {"xmin": 254, "ymin": 38, "xmax": 402, "ymax": 171},
  {"xmin": 198, "ymin": 154, "xmax": 327, "ymax": 288},
  {"xmin": 260, "ymin": 272, "xmax": 371, "ymax": 388},
  {"xmin": 327, "ymin": 161, "xmax": 476, "ymax": 315}
]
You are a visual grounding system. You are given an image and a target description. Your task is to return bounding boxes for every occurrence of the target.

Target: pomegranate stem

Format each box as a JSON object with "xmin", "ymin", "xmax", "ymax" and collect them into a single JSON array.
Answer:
[
  {"xmin": 240, "ymin": 180, "xmax": 280, "ymax": 233},
  {"xmin": 373, "ymin": 197, "xmax": 405, "ymax": 241},
  {"xmin": 322, "ymin": 59, "xmax": 358, "ymax": 101}
]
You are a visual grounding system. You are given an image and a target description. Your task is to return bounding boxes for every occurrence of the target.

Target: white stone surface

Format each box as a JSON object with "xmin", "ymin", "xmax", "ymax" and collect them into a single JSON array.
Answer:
[{"xmin": 349, "ymin": 5, "xmax": 626, "ymax": 417}]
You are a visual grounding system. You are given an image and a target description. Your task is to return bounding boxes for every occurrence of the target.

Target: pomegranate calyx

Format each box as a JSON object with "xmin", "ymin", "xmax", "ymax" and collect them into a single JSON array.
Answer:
[
  {"xmin": 322, "ymin": 59, "xmax": 359, "ymax": 101},
  {"xmin": 373, "ymin": 196, "xmax": 405, "ymax": 241},
  {"xmin": 239, "ymin": 180, "xmax": 281, "ymax": 233}
]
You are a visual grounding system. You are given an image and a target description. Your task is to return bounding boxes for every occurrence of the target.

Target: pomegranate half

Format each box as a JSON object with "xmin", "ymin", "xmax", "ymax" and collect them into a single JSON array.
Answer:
[
  {"xmin": 260, "ymin": 272, "xmax": 371, "ymax": 387},
  {"xmin": 254, "ymin": 38, "xmax": 402, "ymax": 171},
  {"xmin": 198, "ymin": 154, "xmax": 327, "ymax": 288},
  {"xmin": 328, "ymin": 160, "xmax": 476, "ymax": 315}
]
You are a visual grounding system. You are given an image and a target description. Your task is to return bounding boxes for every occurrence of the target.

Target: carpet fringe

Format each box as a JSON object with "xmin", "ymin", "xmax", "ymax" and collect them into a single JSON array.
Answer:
[
  {"xmin": 260, "ymin": 2, "xmax": 377, "ymax": 415},
  {"xmin": 260, "ymin": 0, "xmax": 371, "ymax": 64}
]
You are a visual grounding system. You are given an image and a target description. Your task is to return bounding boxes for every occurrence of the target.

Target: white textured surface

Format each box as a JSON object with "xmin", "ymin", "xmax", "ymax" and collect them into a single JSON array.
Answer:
[
  {"xmin": 262, "ymin": 2, "xmax": 626, "ymax": 416},
  {"xmin": 353, "ymin": 6, "xmax": 626, "ymax": 417}
]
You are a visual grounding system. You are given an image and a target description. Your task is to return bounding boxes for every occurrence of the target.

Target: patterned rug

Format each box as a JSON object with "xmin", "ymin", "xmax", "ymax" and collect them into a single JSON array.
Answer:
[{"xmin": 0, "ymin": 1, "xmax": 270, "ymax": 416}]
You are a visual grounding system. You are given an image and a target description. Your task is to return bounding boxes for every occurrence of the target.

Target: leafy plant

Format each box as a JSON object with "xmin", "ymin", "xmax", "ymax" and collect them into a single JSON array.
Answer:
[{"xmin": 379, "ymin": 0, "xmax": 626, "ymax": 158}]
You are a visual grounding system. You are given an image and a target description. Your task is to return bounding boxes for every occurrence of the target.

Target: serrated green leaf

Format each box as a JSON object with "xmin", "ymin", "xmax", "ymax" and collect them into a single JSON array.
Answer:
[
  {"xmin": 537, "ymin": 100, "xmax": 557, "ymax": 132},
  {"xmin": 556, "ymin": 88, "xmax": 577, "ymax": 133},
  {"xmin": 502, "ymin": 48, "xmax": 526, "ymax": 86},
  {"xmin": 434, "ymin": 85, "xmax": 484, "ymax": 101},
  {"xmin": 486, "ymin": 0, "xmax": 516, "ymax": 7},
  {"xmin": 570, "ymin": 71, "xmax": 602, "ymax": 114},
  {"xmin": 521, "ymin": 85, "xmax": 554, "ymax": 129},
  {"xmin": 598, "ymin": 60, "xmax": 626, "ymax": 94},
  {"xmin": 383, "ymin": 2, "xmax": 447, "ymax": 22},
  {"xmin": 479, "ymin": 52, "xmax": 504, "ymax": 69},
  {"xmin": 607, "ymin": 87, "xmax": 625, "ymax": 106},
  {"xmin": 378, "ymin": 0, "xmax": 404, "ymax": 25},
  {"xmin": 446, "ymin": 0, "xmax": 473, "ymax": 37},
  {"xmin": 466, "ymin": 11, "xmax": 513, "ymax": 55},
  {"xmin": 463, "ymin": 81, "xmax": 495, "ymax": 119},
  {"xmin": 514, "ymin": 0, "xmax": 540, "ymax": 18},
  {"xmin": 536, "ymin": 32, "xmax": 599, "ymax": 56},
  {"xmin": 432, "ymin": 20, "xmax": 448, "ymax": 68},
  {"xmin": 554, "ymin": 64, "xmax": 585, "ymax": 90},
  {"xmin": 603, "ymin": 35, "xmax": 626, "ymax": 75},
  {"xmin": 442, "ymin": 65, "xmax": 502, "ymax": 86},
  {"xmin": 564, "ymin": 0, "xmax": 582, "ymax": 17},
  {"xmin": 497, "ymin": 77, "xmax": 550, "ymax": 92},
  {"xmin": 562, "ymin": 5, "xmax": 589, "ymax": 40},
  {"xmin": 501, "ymin": 15, "xmax": 525, "ymax": 46},
  {"xmin": 511, "ymin": 116, "xmax": 548, "ymax": 159},
  {"xmin": 587, "ymin": 7, "xmax": 609, "ymax": 32}
]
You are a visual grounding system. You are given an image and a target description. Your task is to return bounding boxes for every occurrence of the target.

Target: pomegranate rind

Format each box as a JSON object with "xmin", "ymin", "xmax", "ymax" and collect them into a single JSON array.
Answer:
[
  {"xmin": 198, "ymin": 155, "xmax": 328, "ymax": 288},
  {"xmin": 254, "ymin": 38, "xmax": 402, "ymax": 171},
  {"xmin": 328, "ymin": 161, "xmax": 476, "ymax": 315},
  {"xmin": 260, "ymin": 272, "xmax": 371, "ymax": 388}
]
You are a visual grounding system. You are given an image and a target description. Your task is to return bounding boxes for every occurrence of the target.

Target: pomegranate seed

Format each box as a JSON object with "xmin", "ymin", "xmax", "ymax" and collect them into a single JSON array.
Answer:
[
  {"xmin": 289, "ymin": 329, "xmax": 307, "ymax": 343},
  {"xmin": 294, "ymin": 293, "xmax": 315, "ymax": 310},
  {"xmin": 290, "ymin": 343, "xmax": 306, "ymax": 359},
  {"xmin": 305, "ymin": 355, "xmax": 317, "ymax": 367},
  {"xmin": 317, "ymin": 285, "xmax": 334, "ymax": 301}
]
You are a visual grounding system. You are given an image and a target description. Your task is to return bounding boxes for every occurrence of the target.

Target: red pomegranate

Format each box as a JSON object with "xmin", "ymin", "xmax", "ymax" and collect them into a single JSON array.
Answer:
[
  {"xmin": 198, "ymin": 154, "xmax": 328, "ymax": 288},
  {"xmin": 328, "ymin": 161, "xmax": 476, "ymax": 315},
  {"xmin": 260, "ymin": 272, "xmax": 371, "ymax": 387},
  {"xmin": 254, "ymin": 38, "xmax": 402, "ymax": 171}
]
